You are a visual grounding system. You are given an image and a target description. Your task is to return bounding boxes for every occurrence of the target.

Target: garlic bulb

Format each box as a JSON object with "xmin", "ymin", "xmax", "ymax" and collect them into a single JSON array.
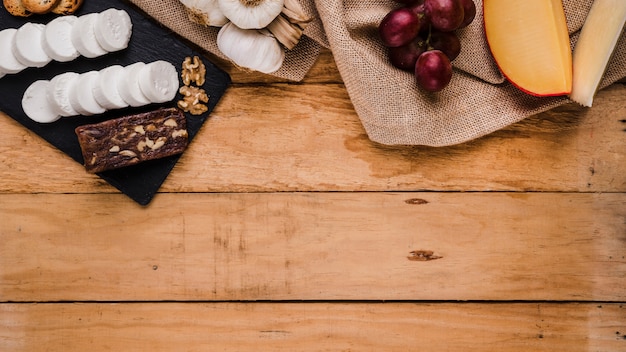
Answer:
[
  {"xmin": 218, "ymin": 0, "xmax": 284, "ymax": 29},
  {"xmin": 217, "ymin": 22, "xmax": 284, "ymax": 73},
  {"xmin": 179, "ymin": 0, "xmax": 229, "ymax": 27}
]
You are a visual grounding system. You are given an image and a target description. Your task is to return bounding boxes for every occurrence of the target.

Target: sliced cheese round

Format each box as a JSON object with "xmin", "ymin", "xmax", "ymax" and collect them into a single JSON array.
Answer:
[
  {"xmin": 94, "ymin": 8, "xmax": 132, "ymax": 52},
  {"xmin": 69, "ymin": 71, "xmax": 106, "ymax": 116},
  {"xmin": 47, "ymin": 71, "xmax": 80, "ymax": 117},
  {"xmin": 22, "ymin": 80, "xmax": 61, "ymax": 123},
  {"xmin": 71, "ymin": 13, "xmax": 108, "ymax": 59},
  {"xmin": 93, "ymin": 65, "xmax": 128, "ymax": 110},
  {"xmin": 12, "ymin": 23, "xmax": 52, "ymax": 68},
  {"xmin": 138, "ymin": 60, "xmax": 179, "ymax": 104},
  {"xmin": 0, "ymin": 28, "xmax": 27, "ymax": 74},
  {"xmin": 42, "ymin": 15, "xmax": 80, "ymax": 62},
  {"xmin": 117, "ymin": 62, "xmax": 150, "ymax": 107}
]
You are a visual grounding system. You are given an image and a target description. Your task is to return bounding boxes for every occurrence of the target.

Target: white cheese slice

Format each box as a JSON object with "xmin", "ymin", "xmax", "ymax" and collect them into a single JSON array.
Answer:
[
  {"xmin": 138, "ymin": 61, "xmax": 179, "ymax": 104},
  {"xmin": 71, "ymin": 13, "xmax": 108, "ymax": 59},
  {"xmin": 94, "ymin": 8, "xmax": 132, "ymax": 52},
  {"xmin": 117, "ymin": 62, "xmax": 150, "ymax": 107},
  {"xmin": 22, "ymin": 80, "xmax": 61, "ymax": 123},
  {"xmin": 69, "ymin": 71, "xmax": 106, "ymax": 116},
  {"xmin": 42, "ymin": 16, "xmax": 80, "ymax": 63},
  {"xmin": 47, "ymin": 72, "xmax": 81, "ymax": 117},
  {"xmin": 12, "ymin": 23, "xmax": 52, "ymax": 68},
  {"xmin": 93, "ymin": 65, "xmax": 129, "ymax": 110},
  {"xmin": 0, "ymin": 28, "xmax": 27, "ymax": 74}
]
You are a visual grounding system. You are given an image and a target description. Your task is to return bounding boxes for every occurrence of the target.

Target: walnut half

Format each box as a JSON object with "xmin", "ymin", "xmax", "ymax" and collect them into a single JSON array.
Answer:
[
  {"xmin": 181, "ymin": 56, "xmax": 207, "ymax": 86},
  {"xmin": 177, "ymin": 86, "xmax": 209, "ymax": 115}
]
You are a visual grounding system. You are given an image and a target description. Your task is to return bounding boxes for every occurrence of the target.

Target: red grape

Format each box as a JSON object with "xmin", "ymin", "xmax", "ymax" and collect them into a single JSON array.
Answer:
[
  {"xmin": 379, "ymin": 7, "xmax": 423, "ymax": 47},
  {"xmin": 388, "ymin": 37, "xmax": 428, "ymax": 71},
  {"xmin": 408, "ymin": 2, "xmax": 430, "ymax": 31},
  {"xmin": 428, "ymin": 30, "xmax": 461, "ymax": 61},
  {"xmin": 458, "ymin": 0, "xmax": 476, "ymax": 28},
  {"xmin": 424, "ymin": 0, "xmax": 464, "ymax": 32},
  {"xmin": 415, "ymin": 50, "xmax": 452, "ymax": 92}
]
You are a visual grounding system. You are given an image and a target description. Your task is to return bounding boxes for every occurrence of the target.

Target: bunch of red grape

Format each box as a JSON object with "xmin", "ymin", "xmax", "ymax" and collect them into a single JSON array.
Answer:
[{"xmin": 379, "ymin": 0, "xmax": 476, "ymax": 92}]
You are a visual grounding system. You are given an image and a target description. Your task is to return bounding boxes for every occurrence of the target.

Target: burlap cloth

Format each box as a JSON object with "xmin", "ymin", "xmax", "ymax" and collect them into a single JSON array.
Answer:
[{"xmin": 129, "ymin": 0, "xmax": 626, "ymax": 146}]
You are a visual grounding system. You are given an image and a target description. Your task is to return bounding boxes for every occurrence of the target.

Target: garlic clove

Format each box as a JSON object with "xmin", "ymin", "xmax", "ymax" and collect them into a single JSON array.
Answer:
[
  {"xmin": 218, "ymin": 0, "xmax": 284, "ymax": 29},
  {"xmin": 217, "ymin": 22, "xmax": 284, "ymax": 73},
  {"xmin": 179, "ymin": 0, "xmax": 229, "ymax": 27}
]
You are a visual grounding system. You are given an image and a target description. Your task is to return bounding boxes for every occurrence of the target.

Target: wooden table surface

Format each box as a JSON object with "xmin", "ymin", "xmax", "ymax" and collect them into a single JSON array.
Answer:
[{"xmin": 1, "ymin": 47, "xmax": 625, "ymax": 351}]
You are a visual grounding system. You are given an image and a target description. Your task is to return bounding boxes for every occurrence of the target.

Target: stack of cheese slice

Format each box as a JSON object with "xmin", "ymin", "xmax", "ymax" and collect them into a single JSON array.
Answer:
[
  {"xmin": 0, "ymin": 8, "xmax": 132, "ymax": 78},
  {"xmin": 22, "ymin": 60, "xmax": 180, "ymax": 123}
]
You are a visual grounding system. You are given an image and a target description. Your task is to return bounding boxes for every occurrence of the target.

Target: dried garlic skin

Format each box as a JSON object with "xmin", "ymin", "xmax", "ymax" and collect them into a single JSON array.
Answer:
[
  {"xmin": 217, "ymin": 22, "xmax": 284, "ymax": 73},
  {"xmin": 179, "ymin": 0, "xmax": 229, "ymax": 27},
  {"xmin": 218, "ymin": 0, "xmax": 284, "ymax": 29}
]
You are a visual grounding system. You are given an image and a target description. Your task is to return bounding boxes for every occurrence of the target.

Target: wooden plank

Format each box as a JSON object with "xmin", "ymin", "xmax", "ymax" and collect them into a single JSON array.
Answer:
[
  {"xmin": 1, "ymin": 302, "xmax": 624, "ymax": 351},
  {"xmin": 1, "ymin": 192, "xmax": 624, "ymax": 302},
  {"xmin": 1, "ymin": 83, "xmax": 625, "ymax": 194},
  {"xmin": 209, "ymin": 48, "xmax": 343, "ymax": 84}
]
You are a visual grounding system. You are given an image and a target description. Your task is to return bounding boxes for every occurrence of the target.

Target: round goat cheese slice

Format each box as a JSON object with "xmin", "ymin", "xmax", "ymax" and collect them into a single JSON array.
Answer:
[
  {"xmin": 42, "ymin": 15, "xmax": 80, "ymax": 62},
  {"xmin": 47, "ymin": 72, "xmax": 81, "ymax": 117},
  {"xmin": 71, "ymin": 13, "xmax": 108, "ymax": 58},
  {"xmin": 22, "ymin": 80, "xmax": 61, "ymax": 123},
  {"xmin": 69, "ymin": 71, "xmax": 106, "ymax": 116},
  {"xmin": 138, "ymin": 61, "xmax": 179, "ymax": 104},
  {"xmin": 13, "ymin": 23, "xmax": 52, "ymax": 67},
  {"xmin": 94, "ymin": 8, "xmax": 132, "ymax": 52},
  {"xmin": 117, "ymin": 62, "xmax": 150, "ymax": 107},
  {"xmin": 0, "ymin": 28, "xmax": 27, "ymax": 74},
  {"xmin": 93, "ymin": 65, "xmax": 128, "ymax": 110}
]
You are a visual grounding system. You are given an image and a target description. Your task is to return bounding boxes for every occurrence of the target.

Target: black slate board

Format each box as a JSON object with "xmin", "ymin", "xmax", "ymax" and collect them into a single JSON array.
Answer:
[{"xmin": 0, "ymin": 0, "xmax": 231, "ymax": 205}]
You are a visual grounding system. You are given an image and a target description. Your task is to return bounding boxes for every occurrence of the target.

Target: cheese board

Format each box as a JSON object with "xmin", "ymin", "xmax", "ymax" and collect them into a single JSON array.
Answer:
[{"xmin": 0, "ymin": 0, "xmax": 231, "ymax": 205}]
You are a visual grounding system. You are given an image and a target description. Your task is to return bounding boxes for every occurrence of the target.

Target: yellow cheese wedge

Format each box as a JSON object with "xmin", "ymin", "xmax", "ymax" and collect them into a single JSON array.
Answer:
[
  {"xmin": 570, "ymin": 0, "xmax": 626, "ymax": 107},
  {"xmin": 484, "ymin": 0, "xmax": 572, "ymax": 96}
]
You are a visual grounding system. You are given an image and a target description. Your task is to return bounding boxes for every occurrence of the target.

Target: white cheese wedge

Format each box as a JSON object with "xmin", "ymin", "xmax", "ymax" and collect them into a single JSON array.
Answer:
[
  {"xmin": 69, "ymin": 71, "xmax": 106, "ymax": 116},
  {"xmin": 93, "ymin": 65, "xmax": 129, "ymax": 110},
  {"xmin": 71, "ymin": 13, "xmax": 108, "ymax": 59},
  {"xmin": 22, "ymin": 80, "xmax": 61, "ymax": 123},
  {"xmin": 0, "ymin": 28, "xmax": 27, "ymax": 74},
  {"xmin": 42, "ymin": 16, "xmax": 80, "ymax": 63},
  {"xmin": 12, "ymin": 23, "xmax": 52, "ymax": 68},
  {"xmin": 138, "ymin": 61, "xmax": 179, "ymax": 104},
  {"xmin": 570, "ymin": 0, "xmax": 626, "ymax": 107},
  {"xmin": 117, "ymin": 62, "xmax": 150, "ymax": 107},
  {"xmin": 47, "ymin": 72, "xmax": 81, "ymax": 117},
  {"xmin": 94, "ymin": 8, "xmax": 132, "ymax": 52}
]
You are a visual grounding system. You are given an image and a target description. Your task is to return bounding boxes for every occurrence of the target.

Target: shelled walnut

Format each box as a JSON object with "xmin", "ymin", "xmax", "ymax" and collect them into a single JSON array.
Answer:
[
  {"xmin": 181, "ymin": 56, "xmax": 206, "ymax": 86},
  {"xmin": 177, "ymin": 85, "xmax": 209, "ymax": 115}
]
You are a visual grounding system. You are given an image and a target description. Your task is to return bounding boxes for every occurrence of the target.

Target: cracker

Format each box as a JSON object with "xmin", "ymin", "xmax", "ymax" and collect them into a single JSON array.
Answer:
[
  {"xmin": 22, "ymin": 0, "xmax": 59, "ymax": 14},
  {"xmin": 3, "ymin": 0, "xmax": 32, "ymax": 17},
  {"xmin": 51, "ymin": 0, "xmax": 82, "ymax": 15}
]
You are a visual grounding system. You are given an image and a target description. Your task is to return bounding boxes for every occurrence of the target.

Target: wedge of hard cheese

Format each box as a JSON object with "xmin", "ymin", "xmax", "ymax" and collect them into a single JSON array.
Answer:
[{"xmin": 570, "ymin": 0, "xmax": 626, "ymax": 107}]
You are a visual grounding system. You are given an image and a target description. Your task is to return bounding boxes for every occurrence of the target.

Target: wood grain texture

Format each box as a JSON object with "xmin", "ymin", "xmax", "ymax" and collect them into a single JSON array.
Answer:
[
  {"xmin": 1, "ymin": 83, "xmax": 625, "ymax": 194},
  {"xmin": 1, "ymin": 192, "xmax": 624, "ymax": 302},
  {"xmin": 2, "ymin": 40, "xmax": 625, "ymax": 352},
  {"xmin": 1, "ymin": 303, "xmax": 624, "ymax": 352}
]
